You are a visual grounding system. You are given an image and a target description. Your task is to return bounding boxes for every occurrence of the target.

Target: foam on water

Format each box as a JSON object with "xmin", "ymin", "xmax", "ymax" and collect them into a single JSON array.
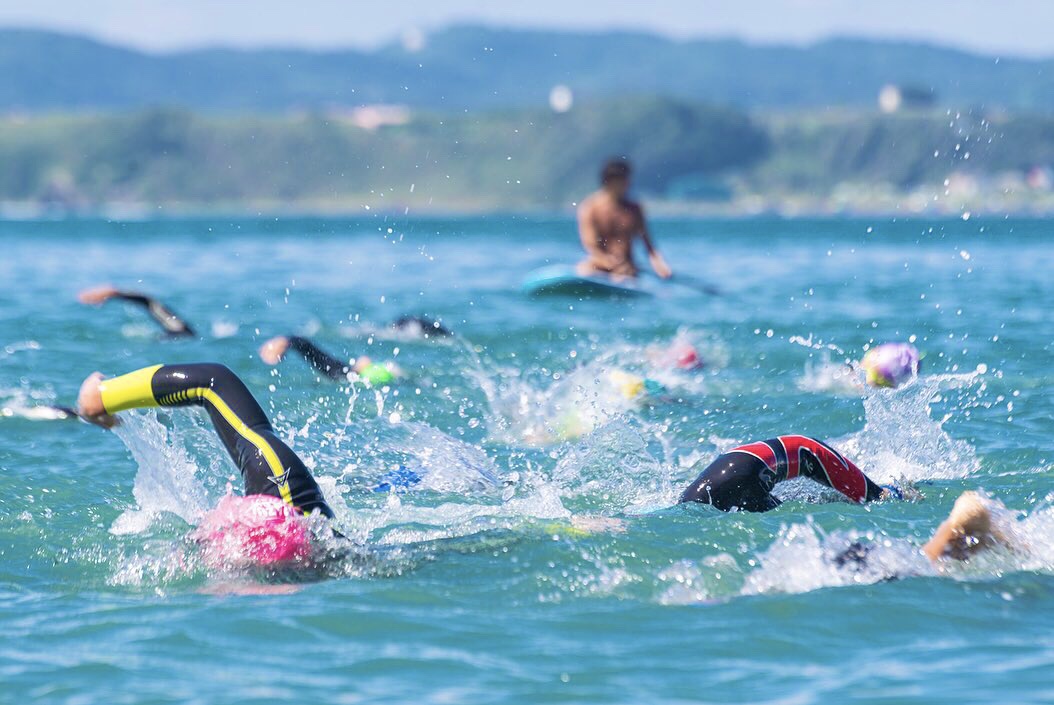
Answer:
[
  {"xmin": 0, "ymin": 385, "xmax": 72, "ymax": 421},
  {"xmin": 552, "ymin": 418, "xmax": 676, "ymax": 513}
]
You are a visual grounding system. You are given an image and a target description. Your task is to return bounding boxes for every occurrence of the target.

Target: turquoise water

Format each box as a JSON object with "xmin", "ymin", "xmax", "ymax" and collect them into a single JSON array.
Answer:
[{"xmin": 1, "ymin": 215, "xmax": 1052, "ymax": 703}]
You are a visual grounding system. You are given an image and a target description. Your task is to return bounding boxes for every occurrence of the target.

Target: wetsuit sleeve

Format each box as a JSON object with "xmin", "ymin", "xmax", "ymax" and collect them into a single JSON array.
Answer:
[
  {"xmin": 795, "ymin": 437, "xmax": 884, "ymax": 503},
  {"xmin": 112, "ymin": 291, "xmax": 195, "ymax": 337},
  {"xmin": 98, "ymin": 363, "xmax": 333, "ymax": 517},
  {"xmin": 286, "ymin": 336, "xmax": 350, "ymax": 380}
]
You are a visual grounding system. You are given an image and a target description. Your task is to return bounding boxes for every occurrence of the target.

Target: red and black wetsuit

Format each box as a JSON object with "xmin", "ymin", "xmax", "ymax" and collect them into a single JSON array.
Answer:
[{"xmin": 679, "ymin": 435, "xmax": 884, "ymax": 512}]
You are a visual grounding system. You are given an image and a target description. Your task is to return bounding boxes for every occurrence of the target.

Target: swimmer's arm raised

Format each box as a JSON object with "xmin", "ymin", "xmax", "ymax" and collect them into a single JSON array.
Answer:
[
  {"xmin": 78, "ymin": 285, "xmax": 194, "ymax": 336},
  {"xmin": 286, "ymin": 336, "xmax": 351, "ymax": 380}
]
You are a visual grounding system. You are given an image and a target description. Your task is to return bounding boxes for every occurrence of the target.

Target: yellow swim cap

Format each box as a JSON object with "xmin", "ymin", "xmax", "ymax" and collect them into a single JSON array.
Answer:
[{"xmin": 608, "ymin": 370, "xmax": 645, "ymax": 399}]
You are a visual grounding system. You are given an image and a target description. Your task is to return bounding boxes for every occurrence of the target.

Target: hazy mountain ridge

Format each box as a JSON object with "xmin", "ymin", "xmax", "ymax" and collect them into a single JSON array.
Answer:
[{"xmin": 2, "ymin": 25, "xmax": 1052, "ymax": 113}]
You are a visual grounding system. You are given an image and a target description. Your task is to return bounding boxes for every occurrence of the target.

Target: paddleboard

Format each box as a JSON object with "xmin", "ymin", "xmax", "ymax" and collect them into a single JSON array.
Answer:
[{"xmin": 522, "ymin": 265, "xmax": 652, "ymax": 298}]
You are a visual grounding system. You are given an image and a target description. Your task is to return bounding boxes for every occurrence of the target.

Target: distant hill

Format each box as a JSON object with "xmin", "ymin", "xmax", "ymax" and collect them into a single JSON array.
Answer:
[
  {"xmin": 0, "ymin": 97, "xmax": 769, "ymax": 209},
  {"xmin": 3, "ymin": 97, "xmax": 1053, "ymax": 214},
  {"xmin": 1, "ymin": 26, "xmax": 1053, "ymax": 113}
]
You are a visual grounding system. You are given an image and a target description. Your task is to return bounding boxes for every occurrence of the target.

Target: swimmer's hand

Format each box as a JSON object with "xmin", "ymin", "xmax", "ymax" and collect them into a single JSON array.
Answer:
[
  {"xmin": 76, "ymin": 372, "xmax": 119, "ymax": 428},
  {"xmin": 649, "ymin": 251, "xmax": 672, "ymax": 279},
  {"xmin": 880, "ymin": 481, "xmax": 923, "ymax": 502},
  {"xmin": 77, "ymin": 284, "xmax": 120, "ymax": 305},
  {"xmin": 259, "ymin": 336, "xmax": 290, "ymax": 365}
]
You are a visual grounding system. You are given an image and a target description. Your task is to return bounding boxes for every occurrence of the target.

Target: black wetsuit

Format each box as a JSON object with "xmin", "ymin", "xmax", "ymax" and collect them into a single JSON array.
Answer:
[
  {"xmin": 101, "ymin": 363, "xmax": 332, "ymax": 517},
  {"xmin": 679, "ymin": 435, "xmax": 884, "ymax": 512},
  {"xmin": 286, "ymin": 336, "xmax": 350, "ymax": 380},
  {"xmin": 111, "ymin": 291, "xmax": 195, "ymax": 337},
  {"xmin": 392, "ymin": 315, "xmax": 452, "ymax": 337}
]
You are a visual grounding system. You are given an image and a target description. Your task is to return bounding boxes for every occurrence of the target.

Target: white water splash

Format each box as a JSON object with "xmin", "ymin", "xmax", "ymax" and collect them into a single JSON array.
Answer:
[
  {"xmin": 838, "ymin": 372, "xmax": 981, "ymax": 482},
  {"xmin": 210, "ymin": 320, "xmax": 239, "ymax": 338},
  {"xmin": 110, "ymin": 410, "xmax": 212, "ymax": 533},
  {"xmin": 796, "ymin": 350, "xmax": 863, "ymax": 396}
]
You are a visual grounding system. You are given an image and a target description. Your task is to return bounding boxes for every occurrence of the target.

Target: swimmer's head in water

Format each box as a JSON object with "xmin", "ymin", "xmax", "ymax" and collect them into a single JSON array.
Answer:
[
  {"xmin": 357, "ymin": 362, "xmax": 395, "ymax": 386},
  {"xmin": 392, "ymin": 315, "xmax": 451, "ymax": 338},
  {"xmin": 861, "ymin": 343, "xmax": 921, "ymax": 388},
  {"xmin": 670, "ymin": 343, "xmax": 704, "ymax": 370},
  {"xmin": 608, "ymin": 369, "xmax": 665, "ymax": 400},
  {"xmin": 193, "ymin": 494, "xmax": 312, "ymax": 568}
]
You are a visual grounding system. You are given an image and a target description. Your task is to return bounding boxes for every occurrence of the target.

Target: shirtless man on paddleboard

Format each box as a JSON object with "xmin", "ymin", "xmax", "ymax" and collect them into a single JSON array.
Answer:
[{"xmin": 576, "ymin": 158, "xmax": 672, "ymax": 280}]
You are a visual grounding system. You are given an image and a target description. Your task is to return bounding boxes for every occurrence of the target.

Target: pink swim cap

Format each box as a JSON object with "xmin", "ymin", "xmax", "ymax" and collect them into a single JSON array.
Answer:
[
  {"xmin": 672, "ymin": 343, "xmax": 704, "ymax": 370},
  {"xmin": 193, "ymin": 494, "xmax": 312, "ymax": 568}
]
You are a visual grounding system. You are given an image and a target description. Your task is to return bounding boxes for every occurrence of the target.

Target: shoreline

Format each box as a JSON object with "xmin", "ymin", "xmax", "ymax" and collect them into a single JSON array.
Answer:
[{"xmin": 3, "ymin": 196, "xmax": 1052, "ymax": 222}]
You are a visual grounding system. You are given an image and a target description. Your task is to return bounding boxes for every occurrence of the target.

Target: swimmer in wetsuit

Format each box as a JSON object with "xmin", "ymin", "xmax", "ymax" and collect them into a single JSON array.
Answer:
[
  {"xmin": 679, "ymin": 435, "xmax": 893, "ymax": 512},
  {"xmin": 391, "ymin": 315, "xmax": 452, "ymax": 338},
  {"xmin": 77, "ymin": 363, "xmax": 332, "ymax": 518},
  {"xmin": 78, "ymin": 285, "xmax": 195, "ymax": 337},
  {"xmin": 258, "ymin": 335, "xmax": 402, "ymax": 386}
]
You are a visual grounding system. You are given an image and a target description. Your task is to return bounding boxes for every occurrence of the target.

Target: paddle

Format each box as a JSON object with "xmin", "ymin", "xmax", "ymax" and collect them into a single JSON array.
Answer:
[
  {"xmin": 671, "ymin": 273, "xmax": 721, "ymax": 296},
  {"xmin": 642, "ymin": 271, "xmax": 721, "ymax": 296}
]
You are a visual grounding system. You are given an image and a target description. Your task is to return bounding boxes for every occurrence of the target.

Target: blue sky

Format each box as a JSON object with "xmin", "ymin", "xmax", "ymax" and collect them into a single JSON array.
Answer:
[{"xmin": 1, "ymin": 0, "xmax": 1050, "ymax": 58}]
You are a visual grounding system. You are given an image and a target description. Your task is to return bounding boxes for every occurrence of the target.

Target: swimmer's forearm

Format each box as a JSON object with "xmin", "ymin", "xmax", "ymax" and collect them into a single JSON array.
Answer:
[
  {"xmin": 98, "ymin": 365, "xmax": 164, "ymax": 413},
  {"xmin": 287, "ymin": 336, "xmax": 349, "ymax": 379},
  {"xmin": 112, "ymin": 291, "xmax": 194, "ymax": 336},
  {"xmin": 922, "ymin": 521, "xmax": 956, "ymax": 562}
]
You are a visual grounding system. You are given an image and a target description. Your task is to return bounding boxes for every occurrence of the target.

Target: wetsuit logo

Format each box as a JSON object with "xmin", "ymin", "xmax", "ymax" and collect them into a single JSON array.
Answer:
[{"xmin": 268, "ymin": 469, "xmax": 290, "ymax": 489}]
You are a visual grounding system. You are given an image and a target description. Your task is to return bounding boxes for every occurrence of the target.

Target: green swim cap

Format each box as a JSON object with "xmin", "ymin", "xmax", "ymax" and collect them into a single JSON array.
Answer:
[{"xmin": 358, "ymin": 362, "xmax": 394, "ymax": 386}]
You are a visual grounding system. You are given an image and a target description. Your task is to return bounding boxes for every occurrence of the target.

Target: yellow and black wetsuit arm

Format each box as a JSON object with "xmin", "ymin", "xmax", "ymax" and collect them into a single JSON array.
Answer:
[
  {"xmin": 286, "ymin": 336, "xmax": 350, "ymax": 380},
  {"xmin": 111, "ymin": 291, "xmax": 195, "ymax": 337},
  {"xmin": 98, "ymin": 363, "xmax": 333, "ymax": 517}
]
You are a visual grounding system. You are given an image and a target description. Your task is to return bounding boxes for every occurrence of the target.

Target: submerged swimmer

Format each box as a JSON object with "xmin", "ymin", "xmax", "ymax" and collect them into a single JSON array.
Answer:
[
  {"xmin": 576, "ymin": 158, "xmax": 672, "ymax": 280},
  {"xmin": 830, "ymin": 490, "xmax": 1012, "ymax": 578},
  {"xmin": 259, "ymin": 335, "xmax": 402, "ymax": 386},
  {"xmin": 2, "ymin": 402, "xmax": 79, "ymax": 421},
  {"xmin": 391, "ymin": 315, "xmax": 452, "ymax": 338},
  {"xmin": 78, "ymin": 284, "xmax": 195, "ymax": 338},
  {"xmin": 77, "ymin": 363, "xmax": 336, "ymax": 566},
  {"xmin": 680, "ymin": 435, "xmax": 898, "ymax": 512}
]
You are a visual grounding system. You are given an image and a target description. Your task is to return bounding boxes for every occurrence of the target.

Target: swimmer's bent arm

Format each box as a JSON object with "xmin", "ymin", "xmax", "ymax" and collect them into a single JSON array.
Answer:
[
  {"xmin": 78, "ymin": 285, "xmax": 194, "ymax": 337},
  {"xmin": 79, "ymin": 363, "xmax": 333, "ymax": 517},
  {"xmin": 259, "ymin": 335, "xmax": 350, "ymax": 380},
  {"xmin": 797, "ymin": 441, "xmax": 886, "ymax": 504},
  {"xmin": 286, "ymin": 337, "xmax": 351, "ymax": 380}
]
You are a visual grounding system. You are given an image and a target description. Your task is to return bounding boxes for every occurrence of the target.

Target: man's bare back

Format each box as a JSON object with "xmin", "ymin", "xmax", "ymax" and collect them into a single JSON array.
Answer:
[
  {"xmin": 576, "ymin": 158, "xmax": 671, "ymax": 280},
  {"xmin": 577, "ymin": 191, "xmax": 644, "ymax": 277}
]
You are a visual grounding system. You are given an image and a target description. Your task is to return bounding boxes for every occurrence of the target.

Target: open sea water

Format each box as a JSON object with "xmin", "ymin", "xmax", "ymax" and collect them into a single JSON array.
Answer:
[{"xmin": 1, "ymin": 215, "xmax": 1052, "ymax": 704}]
